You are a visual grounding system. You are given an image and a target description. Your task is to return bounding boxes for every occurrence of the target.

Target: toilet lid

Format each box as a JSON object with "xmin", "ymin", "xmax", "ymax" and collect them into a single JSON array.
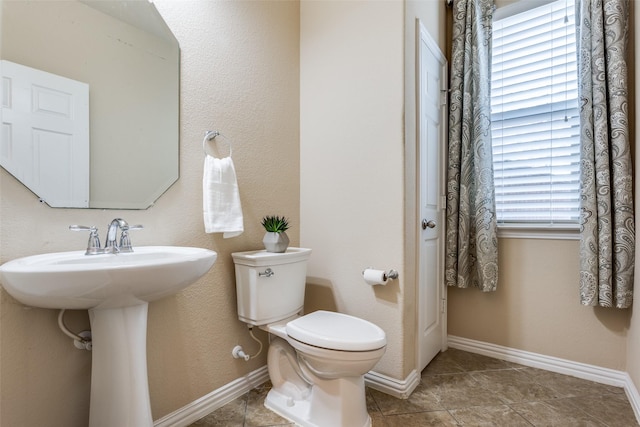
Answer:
[{"xmin": 286, "ymin": 310, "xmax": 386, "ymax": 351}]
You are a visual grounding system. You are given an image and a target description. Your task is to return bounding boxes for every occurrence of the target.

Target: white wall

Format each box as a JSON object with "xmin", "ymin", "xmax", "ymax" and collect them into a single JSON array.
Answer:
[
  {"xmin": 300, "ymin": 0, "xmax": 406, "ymax": 378},
  {"xmin": 300, "ymin": 0, "xmax": 446, "ymax": 380}
]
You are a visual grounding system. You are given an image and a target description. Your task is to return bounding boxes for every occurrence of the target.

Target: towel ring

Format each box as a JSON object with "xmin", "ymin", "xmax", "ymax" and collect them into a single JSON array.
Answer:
[{"xmin": 203, "ymin": 130, "xmax": 233, "ymax": 158}]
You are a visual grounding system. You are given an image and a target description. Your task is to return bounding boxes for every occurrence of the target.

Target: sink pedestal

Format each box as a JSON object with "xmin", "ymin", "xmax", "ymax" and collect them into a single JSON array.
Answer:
[
  {"xmin": 0, "ymin": 246, "xmax": 218, "ymax": 426},
  {"xmin": 89, "ymin": 303, "xmax": 153, "ymax": 427}
]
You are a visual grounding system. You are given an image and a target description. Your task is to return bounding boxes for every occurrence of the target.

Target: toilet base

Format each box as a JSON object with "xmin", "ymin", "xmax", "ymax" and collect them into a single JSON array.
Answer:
[
  {"xmin": 265, "ymin": 377, "xmax": 372, "ymax": 427},
  {"xmin": 265, "ymin": 388, "xmax": 313, "ymax": 427}
]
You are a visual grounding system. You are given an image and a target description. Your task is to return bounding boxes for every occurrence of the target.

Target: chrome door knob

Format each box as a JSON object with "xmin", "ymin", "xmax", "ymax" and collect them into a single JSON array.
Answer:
[{"xmin": 422, "ymin": 219, "xmax": 436, "ymax": 230}]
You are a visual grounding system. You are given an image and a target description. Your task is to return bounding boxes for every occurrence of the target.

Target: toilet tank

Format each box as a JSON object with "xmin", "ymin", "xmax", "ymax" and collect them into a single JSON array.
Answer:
[{"xmin": 232, "ymin": 247, "xmax": 312, "ymax": 326}]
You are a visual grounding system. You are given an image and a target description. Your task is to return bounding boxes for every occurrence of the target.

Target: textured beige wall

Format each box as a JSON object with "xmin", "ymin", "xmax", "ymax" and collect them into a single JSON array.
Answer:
[
  {"xmin": 0, "ymin": 1, "xmax": 299, "ymax": 425},
  {"xmin": 448, "ymin": 238, "xmax": 630, "ymax": 370}
]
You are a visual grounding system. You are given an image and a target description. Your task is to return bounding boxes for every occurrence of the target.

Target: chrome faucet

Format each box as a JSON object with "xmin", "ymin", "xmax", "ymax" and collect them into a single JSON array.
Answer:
[
  {"xmin": 70, "ymin": 218, "xmax": 143, "ymax": 255},
  {"xmin": 104, "ymin": 218, "xmax": 128, "ymax": 253}
]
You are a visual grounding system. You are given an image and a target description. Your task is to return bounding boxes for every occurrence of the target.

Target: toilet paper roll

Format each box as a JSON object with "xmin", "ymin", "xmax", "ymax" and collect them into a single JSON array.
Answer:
[{"xmin": 363, "ymin": 269, "xmax": 388, "ymax": 286}]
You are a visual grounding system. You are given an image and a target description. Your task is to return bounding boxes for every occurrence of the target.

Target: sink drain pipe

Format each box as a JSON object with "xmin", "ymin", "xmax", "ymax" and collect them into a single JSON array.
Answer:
[{"xmin": 57, "ymin": 309, "xmax": 92, "ymax": 350}]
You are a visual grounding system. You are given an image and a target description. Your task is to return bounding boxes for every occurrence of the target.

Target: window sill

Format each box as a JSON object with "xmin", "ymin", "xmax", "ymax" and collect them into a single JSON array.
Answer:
[{"xmin": 497, "ymin": 224, "xmax": 580, "ymax": 240}]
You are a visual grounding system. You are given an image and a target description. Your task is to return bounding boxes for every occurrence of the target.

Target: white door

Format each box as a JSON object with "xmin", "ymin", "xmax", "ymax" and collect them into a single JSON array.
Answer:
[
  {"xmin": 417, "ymin": 21, "xmax": 447, "ymax": 372},
  {"xmin": 1, "ymin": 60, "xmax": 90, "ymax": 207}
]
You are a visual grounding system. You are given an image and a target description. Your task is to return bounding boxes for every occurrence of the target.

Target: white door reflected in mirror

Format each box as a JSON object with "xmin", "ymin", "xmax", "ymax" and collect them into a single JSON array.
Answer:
[
  {"xmin": 1, "ymin": 60, "xmax": 90, "ymax": 208},
  {"xmin": 1, "ymin": 0, "xmax": 179, "ymax": 209}
]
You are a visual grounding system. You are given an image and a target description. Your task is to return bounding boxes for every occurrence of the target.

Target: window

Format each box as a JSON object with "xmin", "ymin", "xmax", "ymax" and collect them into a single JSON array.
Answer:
[{"xmin": 491, "ymin": 0, "xmax": 580, "ymax": 227}]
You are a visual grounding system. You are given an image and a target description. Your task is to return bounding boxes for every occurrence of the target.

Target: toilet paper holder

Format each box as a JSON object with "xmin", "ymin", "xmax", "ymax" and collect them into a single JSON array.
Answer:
[{"xmin": 362, "ymin": 268, "xmax": 399, "ymax": 282}]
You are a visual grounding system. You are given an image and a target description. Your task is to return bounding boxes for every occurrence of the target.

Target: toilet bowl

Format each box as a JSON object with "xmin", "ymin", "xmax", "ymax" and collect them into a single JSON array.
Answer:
[
  {"xmin": 262, "ymin": 311, "xmax": 386, "ymax": 427},
  {"xmin": 232, "ymin": 249, "xmax": 387, "ymax": 427}
]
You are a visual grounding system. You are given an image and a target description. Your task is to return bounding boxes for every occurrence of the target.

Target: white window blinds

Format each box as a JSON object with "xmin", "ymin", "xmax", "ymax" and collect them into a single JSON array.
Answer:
[{"xmin": 491, "ymin": 0, "xmax": 580, "ymax": 225}]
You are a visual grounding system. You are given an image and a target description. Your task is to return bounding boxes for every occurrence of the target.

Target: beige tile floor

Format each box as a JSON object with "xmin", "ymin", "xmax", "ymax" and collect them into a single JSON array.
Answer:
[{"xmin": 189, "ymin": 348, "xmax": 639, "ymax": 426}]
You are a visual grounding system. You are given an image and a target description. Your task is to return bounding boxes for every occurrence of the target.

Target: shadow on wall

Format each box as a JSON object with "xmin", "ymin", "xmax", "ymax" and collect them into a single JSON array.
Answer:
[
  {"xmin": 305, "ymin": 277, "xmax": 338, "ymax": 313},
  {"xmin": 594, "ymin": 305, "xmax": 632, "ymax": 333},
  {"xmin": 305, "ymin": 275, "xmax": 399, "ymax": 314}
]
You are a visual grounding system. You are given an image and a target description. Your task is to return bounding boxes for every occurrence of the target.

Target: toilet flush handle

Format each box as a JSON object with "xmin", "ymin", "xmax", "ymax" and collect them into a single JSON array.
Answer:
[{"xmin": 259, "ymin": 268, "xmax": 274, "ymax": 277}]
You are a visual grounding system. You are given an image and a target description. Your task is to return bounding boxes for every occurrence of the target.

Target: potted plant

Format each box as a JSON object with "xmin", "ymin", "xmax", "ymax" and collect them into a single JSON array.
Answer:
[{"xmin": 261, "ymin": 215, "xmax": 290, "ymax": 253}]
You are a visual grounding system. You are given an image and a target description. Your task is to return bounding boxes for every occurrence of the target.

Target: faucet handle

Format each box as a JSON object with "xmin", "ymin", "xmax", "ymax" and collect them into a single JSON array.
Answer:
[
  {"xmin": 119, "ymin": 224, "xmax": 143, "ymax": 253},
  {"xmin": 69, "ymin": 225, "xmax": 102, "ymax": 255}
]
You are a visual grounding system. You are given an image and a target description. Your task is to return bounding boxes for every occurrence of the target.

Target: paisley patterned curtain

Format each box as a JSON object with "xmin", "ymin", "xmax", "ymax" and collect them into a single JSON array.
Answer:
[
  {"xmin": 445, "ymin": 0, "xmax": 498, "ymax": 292},
  {"xmin": 576, "ymin": 0, "xmax": 634, "ymax": 308}
]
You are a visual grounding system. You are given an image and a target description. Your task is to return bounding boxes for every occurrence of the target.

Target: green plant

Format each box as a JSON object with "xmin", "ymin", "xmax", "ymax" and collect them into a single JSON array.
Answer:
[{"xmin": 261, "ymin": 215, "xmax": 290, "ymax": 233}]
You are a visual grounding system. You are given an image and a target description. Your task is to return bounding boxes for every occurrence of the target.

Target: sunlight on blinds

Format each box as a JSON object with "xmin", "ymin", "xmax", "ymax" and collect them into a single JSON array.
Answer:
[{"xmin": 491, "ymin": 0, "xmax": 580, "ymax": 225}]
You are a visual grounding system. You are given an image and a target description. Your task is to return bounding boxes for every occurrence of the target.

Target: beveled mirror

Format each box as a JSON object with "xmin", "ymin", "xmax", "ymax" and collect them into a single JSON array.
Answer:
[{"xmin": 1, "ymin": 0, "xmax": 179, "ymax": 209}]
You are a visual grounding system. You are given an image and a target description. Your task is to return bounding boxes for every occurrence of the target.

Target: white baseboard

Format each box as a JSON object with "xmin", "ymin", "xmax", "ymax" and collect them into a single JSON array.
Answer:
[
  {"xmin": 625, "ymin": 374, "xmax": 640, "ymax": 425},
  {"xmin": 153, "ymin": 366, "xmax": 269, "ymax": 427},
  {"xmin": 365, "ymin": 369, "xmax": 420, "ymax": 399},
  {"xmin": 154, "ymin": 365, "xmax": 419, "ymax": 426},
  {"xmin": 448, "ymin": 335, "xmax": 640, "ymax": 424}
]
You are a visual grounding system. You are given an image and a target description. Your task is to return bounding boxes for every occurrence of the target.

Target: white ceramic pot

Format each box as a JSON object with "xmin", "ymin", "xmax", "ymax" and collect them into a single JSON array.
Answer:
[{"xmin": 263, "ymin": 231, "xmax": 290, "ymax": 253}]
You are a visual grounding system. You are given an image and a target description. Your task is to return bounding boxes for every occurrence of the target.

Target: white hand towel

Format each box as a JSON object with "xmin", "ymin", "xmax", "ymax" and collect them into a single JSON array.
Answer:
[{"xmin": 203, "ymin": 155, "xmax": 244, "ymax": 238}]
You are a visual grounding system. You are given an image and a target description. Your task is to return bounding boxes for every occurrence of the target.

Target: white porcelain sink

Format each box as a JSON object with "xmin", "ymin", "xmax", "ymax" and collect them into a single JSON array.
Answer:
[
  {"xmin": 0, "ymin": 246, "xmax": 217, "ymax": 309},
  {"xmin": 0, "ymin": 246, "xmax": 217, "ymax": 427}
]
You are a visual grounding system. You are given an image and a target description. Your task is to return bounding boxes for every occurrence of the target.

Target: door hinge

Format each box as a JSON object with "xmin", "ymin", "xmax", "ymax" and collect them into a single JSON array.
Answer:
[
  {"xmin": 438, "ymin": 195, "xmax": 447, "ymax": 211},
  {"xmin": 440, "ymin": 89, "xmax": 448, "ymax": 106},
  {"xmin": 441, "ymin": 299, "xmax": 446, "ymax": 313}
]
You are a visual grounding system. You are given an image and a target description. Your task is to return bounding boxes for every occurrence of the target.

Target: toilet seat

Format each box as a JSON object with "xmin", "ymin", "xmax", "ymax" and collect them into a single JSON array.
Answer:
[{"xmin": 286, "ymin": 310, "xmax": 386, "ymax": 351}]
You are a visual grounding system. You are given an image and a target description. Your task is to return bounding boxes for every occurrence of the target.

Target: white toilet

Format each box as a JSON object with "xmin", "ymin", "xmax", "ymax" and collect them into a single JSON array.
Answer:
[{"xmin": 232, "ymin": 247, "xmax": 386, "ymax": 427}]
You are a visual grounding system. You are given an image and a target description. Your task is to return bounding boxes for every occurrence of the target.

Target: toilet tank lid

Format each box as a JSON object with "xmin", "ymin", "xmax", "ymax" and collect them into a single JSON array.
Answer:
[
  {"xmin": 286, "ymin": 310, "xmax": 386, "ymax": 351},
  {"xmin": 232, "ymin": 247, "xmax": 311, "ymax": 266}
]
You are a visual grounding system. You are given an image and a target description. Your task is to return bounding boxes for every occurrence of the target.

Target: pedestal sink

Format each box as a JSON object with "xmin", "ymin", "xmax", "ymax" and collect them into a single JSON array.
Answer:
[{"xmin": 0, "ymin": 246, "xmax": 217, "ymax": 427}]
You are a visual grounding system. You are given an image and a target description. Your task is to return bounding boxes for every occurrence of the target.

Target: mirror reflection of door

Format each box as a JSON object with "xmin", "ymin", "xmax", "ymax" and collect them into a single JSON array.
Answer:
[
  {"xmin": 1, "ymin": 0, "xmax": 179, "ymax": 209},
  {"xmin": 1, "ymin": 60, "xmax": 90, "ymax": 208}
]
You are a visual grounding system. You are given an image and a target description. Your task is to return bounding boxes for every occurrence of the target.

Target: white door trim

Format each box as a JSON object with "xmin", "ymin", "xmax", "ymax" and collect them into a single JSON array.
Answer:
[{"xmin": 415, "ymin": 19, "xmax": 448, "ymax": 373}]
